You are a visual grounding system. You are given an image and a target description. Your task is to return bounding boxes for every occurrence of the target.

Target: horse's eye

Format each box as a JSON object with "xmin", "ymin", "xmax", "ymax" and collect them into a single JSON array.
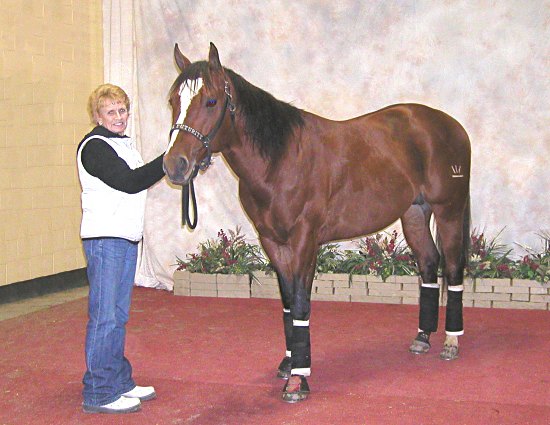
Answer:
[{"xmin": 206, "ymin": 99, "xmax": 217, "ymax": 108}]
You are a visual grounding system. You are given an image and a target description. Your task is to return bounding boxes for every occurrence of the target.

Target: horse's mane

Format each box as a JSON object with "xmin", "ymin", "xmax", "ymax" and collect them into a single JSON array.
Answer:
[{"xmin": 170, "ymin": 61, "xmax": 305, "ymax": 162}]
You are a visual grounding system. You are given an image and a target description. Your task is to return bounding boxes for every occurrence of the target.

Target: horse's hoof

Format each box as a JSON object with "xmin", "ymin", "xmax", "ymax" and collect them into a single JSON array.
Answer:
[
  {"xmin": 409, "ymin": 332, "xmax": 431, "ymax": 354},
  {"xmin": 409, "ymin": 340, "xmax": 430, "ymax": 354},
  {"xmin": 440, "ymin": 344, "xmax": 459, "ymax": 360},
  {"xmin": 277, "ymin": 356, "xmax": 292, "ymax": 379},
  {"xmin": 282, "ymin": 375, "xmax": 310, "ymax": 403}
]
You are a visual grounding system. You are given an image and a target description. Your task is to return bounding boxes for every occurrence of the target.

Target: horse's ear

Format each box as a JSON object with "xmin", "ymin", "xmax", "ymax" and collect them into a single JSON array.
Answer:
[
  {"xmin": 174, "ymin": 43, "xmax": 191, "ymax": 72},
  {"xmin": 208, "ymin": 42, "xmax": 222, "ymax": 72}
]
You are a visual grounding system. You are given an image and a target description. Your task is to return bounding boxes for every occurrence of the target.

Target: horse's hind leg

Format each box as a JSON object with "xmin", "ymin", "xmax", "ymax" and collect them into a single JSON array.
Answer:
[
  {"xmin": 401, "ymin": 201, "xmax": 441, "ymax": 354},
  {"xmin": 431, "ymin": 203, "xmax": 468, "ymax": 360}
]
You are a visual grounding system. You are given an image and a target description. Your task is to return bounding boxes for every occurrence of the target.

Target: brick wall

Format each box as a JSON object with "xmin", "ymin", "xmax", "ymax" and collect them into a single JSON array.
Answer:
[
  {"xmin": 173, "ymin": 271, "xmax": 550, "ymax": 311},
  {"xmin": 0, "ymin": 0, "xmax": 103, "ymax": 286}
]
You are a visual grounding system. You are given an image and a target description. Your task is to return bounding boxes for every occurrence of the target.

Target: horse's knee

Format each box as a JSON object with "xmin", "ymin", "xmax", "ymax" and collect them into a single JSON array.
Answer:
[
  {"xmin": 277, "ymin": 275, "xmax": 293, "ymax": 308},
  {"xmin": 444, "ymin": 260, "xmax": 465, "ymax": 284},
  {"xmin": 419, "ymin": 256, "xmax": 440, "ymax": 283}
]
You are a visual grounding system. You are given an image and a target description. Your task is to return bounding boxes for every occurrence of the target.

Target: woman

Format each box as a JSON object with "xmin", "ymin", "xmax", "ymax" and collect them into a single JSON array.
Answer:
[{"xmin": 77, "ymin": 84, "xmax": 165, "ymax": 414}]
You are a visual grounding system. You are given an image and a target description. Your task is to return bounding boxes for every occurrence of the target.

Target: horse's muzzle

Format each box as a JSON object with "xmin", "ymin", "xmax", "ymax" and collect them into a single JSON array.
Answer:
[{"xmin": 163, "ymin": 154, "xmax": 191, "ymax": 186}]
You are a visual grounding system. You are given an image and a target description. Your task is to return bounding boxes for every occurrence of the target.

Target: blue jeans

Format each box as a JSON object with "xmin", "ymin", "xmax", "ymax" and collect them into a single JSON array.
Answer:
[{"xmin": 82, "ymin": 237, "xmax": 138, "ymax": 406}]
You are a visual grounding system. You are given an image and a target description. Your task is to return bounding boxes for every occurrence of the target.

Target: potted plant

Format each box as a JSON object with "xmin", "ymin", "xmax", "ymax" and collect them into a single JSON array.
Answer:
[
  {"xmin": 512, "ymin": 231, "xmax": 549, "ymax": 283},
  {"xmin": 174, "ymin": 227, "xmax": 267, "ymax": 297}
]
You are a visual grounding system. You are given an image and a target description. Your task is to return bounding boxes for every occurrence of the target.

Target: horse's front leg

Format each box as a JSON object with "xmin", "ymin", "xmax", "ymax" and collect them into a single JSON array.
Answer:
[
  {"xmin": 281, "ymin": 280, "xmax": 313, "ymax": 403},
  {"xmin": 260, "ymin": 235, "xmax": 317, "ymax": 403},
  {"xmin": 276, "ymin": 272, "xmax": 293, "ymax": 380}
]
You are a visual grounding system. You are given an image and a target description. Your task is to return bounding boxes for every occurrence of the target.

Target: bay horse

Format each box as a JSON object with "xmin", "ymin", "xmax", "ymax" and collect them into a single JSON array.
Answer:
[{"xmin": 163, "ymin": 43, "xmax": 471, "ymax": 403}]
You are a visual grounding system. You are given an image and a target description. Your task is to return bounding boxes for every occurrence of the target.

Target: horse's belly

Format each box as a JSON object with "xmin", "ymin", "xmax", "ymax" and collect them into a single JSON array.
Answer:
[{"xmin": 319, "ymin": 198, "xmax": 408, "ymax": 243}]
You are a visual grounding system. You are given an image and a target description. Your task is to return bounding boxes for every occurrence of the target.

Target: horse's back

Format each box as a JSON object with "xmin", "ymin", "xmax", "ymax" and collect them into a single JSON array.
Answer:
[
  {"xmin": 362, "ymin": 103, "xmax": 469, "ymax": 148},
  {"xmin": 317, "ymin": 103, "xmax": 471, "ymax": 179}
]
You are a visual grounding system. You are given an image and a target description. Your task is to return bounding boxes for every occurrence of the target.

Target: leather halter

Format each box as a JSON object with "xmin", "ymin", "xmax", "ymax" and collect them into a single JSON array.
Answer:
[
  {"xmin": 169, "ymin": 81, "xmax": 235, "ymax": 175},
  {"xmin": 169, "ymin": 81, "xmax": 235, "ymax": 229}
]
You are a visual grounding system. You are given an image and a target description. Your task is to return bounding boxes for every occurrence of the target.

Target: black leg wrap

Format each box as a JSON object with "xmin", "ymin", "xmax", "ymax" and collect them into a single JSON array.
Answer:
[
  {"xmin": 445, "ymin": 289, "xmax": 464, "ymax": 333},
  {"xmin": 291, "ymin": 325, "xmax": 311, "ymax": 370},
  {"xmin": 283, "ymin": 310, "xmax": 293, "ymax": 352},
  {"xmin": 419, "ymin": 286, "xmax": 439, "ymax": 333}
]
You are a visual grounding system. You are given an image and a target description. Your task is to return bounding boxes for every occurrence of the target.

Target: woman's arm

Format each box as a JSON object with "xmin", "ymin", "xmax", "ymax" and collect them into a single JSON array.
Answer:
[{"xmin": 81, "ymin": 139, "xmax": 165, "ymax": 194}]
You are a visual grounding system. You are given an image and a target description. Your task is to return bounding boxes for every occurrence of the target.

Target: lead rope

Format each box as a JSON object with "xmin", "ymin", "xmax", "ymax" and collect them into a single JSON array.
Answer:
[
  {"xmin": 182, "ymin": 179, "xmax": 198, "ymax": 229},
  {"xmin": 181, "ymin": 164, "xmax": 200, "ymax": 229}
]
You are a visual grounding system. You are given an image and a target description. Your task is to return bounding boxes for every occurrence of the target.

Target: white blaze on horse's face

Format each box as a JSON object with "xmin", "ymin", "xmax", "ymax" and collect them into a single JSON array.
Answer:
[{"xmin": 166, "ymin": 77, "xmax": 203, "ymax": 153}]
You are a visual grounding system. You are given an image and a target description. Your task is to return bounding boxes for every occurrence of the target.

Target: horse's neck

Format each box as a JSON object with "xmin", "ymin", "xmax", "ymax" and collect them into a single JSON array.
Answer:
[
  {"xmin": 220, "ymin": 127, "xmax": 270, "ymax": 191},
  {"xmin": 222, "ymin": 144, "xmax": 267, "ymax": 184}
]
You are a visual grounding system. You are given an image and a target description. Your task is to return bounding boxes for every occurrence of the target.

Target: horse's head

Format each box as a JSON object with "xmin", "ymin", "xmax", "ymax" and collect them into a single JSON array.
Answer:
[{"xmin": 163, "ymin": 43, "xmax": 235, "ymax": 186}]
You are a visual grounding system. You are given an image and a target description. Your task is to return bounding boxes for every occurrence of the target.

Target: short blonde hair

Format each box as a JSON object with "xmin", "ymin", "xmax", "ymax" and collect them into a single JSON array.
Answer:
[{"xmin": 87, "ymin": 84, "xmax": 131, "ymax": 124}]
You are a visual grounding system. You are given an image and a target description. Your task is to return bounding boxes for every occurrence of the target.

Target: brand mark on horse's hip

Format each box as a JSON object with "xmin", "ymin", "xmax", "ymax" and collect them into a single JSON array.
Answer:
[{"xmin": 451, "ymin": 164, "xmax": 463, "ymax": 178}]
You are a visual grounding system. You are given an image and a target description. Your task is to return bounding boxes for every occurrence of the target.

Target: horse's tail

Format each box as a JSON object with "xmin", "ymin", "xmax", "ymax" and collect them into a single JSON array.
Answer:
[
  {"xmin": 461, "ymin": 194, "xmax": 471, "ymax": 274},
  {"xmin": 436, "ymin": 193, "xmax": 471, "ymax": 281}
]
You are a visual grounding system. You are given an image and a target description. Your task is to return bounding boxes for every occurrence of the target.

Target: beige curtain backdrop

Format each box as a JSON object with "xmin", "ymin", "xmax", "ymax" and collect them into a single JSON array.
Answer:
[
  {"xmin": 103, "ymin": 0, "xmax": 139, "ymax": 143},
  {"xmin": 102, "ymin": 0, "xmax": 550, "ymax": 290}
]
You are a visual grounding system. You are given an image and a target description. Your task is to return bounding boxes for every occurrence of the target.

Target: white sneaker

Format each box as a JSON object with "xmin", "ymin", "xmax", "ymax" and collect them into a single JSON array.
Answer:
[
  {"xmin": 83, "ymin": 396, "xmax": 141, "ymax": 414},
  {"xmin": 122, "ymin": 385, "xmax": 157, "ymax": 401}
]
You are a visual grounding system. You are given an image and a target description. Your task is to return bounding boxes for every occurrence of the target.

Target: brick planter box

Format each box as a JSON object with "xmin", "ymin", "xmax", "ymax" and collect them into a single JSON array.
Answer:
[
  {"xmin": 173, "ymin": 270, "xmax": 250, "ymax": 298},
  {"xmin": 173, "ymin": 270, "xmax": 549, "ymax": 310},
  {"xmin": 251, "ymin": 271, "xmax": 280, "ymax": 299}
]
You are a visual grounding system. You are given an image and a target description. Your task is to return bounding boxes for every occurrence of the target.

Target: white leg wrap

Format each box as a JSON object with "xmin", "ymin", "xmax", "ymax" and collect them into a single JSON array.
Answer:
[
  {"xmin": 285, "ymin": 350, "xmax": 291, "ymax": 358},
  {"xmin": 421, "ymin": 283, "xmax": 440, "ymax": 288},
  {"xmin": 283, "ymin": 308, "xmax": 290, "ymax": 313},
  {"xmin": 448, "ymin": 285, "xmax": 464, "ymax": 292},
  {"xmin": 293, "ymin": 319, "xmax": 309, "ymax": 327},
  {"xmin": 446, "ymin": 330, "xmax": 464, "ymax": 336},
  {"xmin": 291, "ymin": 367, "xmax": 311, "ymax": 377}
]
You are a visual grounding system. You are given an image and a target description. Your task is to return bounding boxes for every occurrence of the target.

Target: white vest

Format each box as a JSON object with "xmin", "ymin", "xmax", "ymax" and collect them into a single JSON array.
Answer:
[{"xmin": 77, "ymin": 135, "xmax": 147, "ymax": 242}]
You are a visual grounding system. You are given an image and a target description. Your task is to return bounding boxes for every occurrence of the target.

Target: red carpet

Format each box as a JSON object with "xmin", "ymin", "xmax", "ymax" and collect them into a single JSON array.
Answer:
[{"xmin": 0, "ymin": 287, "xmax": 548, "ymax": 425}]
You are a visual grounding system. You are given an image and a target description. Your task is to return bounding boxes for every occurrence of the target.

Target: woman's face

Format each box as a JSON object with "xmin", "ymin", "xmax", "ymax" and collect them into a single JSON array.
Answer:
[{"xmin": 97, "ymin": 99, "xmax": 129, "ymax": 135}]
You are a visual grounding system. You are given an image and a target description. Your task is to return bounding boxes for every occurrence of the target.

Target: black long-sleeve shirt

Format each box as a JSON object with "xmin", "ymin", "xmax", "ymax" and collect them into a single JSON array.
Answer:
[{"xmin": 78, "ymin": 126, "xmax": 165, "ymax": 194}]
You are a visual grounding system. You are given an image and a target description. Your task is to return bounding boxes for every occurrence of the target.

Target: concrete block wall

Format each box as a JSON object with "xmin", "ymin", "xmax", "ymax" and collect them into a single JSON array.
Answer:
[
  {"xmin": 173, "ymin": 271, "xmax": 550, "ymax": 311},
  {"xmin": 0, "ymin": 0, "xmax": 103, "ymax": 286}
]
